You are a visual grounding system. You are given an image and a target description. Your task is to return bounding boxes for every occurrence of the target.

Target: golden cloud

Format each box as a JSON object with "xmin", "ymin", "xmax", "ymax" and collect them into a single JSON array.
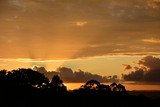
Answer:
[{"xmin": 143, "ymin": 38, "xmax": 160, "ymax": 43}]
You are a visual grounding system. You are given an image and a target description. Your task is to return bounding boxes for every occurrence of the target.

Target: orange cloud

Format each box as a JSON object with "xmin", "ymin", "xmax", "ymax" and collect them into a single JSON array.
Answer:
[
  {"xmin": 72, "ymin": 21, "xmax": 88, "ymax": 27},
  {"xmin": 122, "ymin": 64, "xmax": 132, "ymax": 71},
  {"xmin": 142, "ymin": 38, "xmax": 160, "ymax": 43}
]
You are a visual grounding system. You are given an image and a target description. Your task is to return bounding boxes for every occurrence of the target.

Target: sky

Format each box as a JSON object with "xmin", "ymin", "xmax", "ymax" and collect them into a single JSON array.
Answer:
[{"xmin": 0, "ymin": 0, "xmax": 160, "ymax": 76}]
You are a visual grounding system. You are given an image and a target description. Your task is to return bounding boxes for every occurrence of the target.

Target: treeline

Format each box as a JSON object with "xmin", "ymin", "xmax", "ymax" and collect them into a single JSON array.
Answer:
[
  {"xmin": 0, "ymin": 68, "xmax": 123, "ymax": 92},
  {"xmin": 0, "ymin": 68, "xmax": 126, "ymax": 97},
  {"xmin": 33, "ymin": 66, "xmax": 119, "ymax": 83},
  {"xmin": 0, "ymin": 68, "xmax": 158, "ymax": 107}
]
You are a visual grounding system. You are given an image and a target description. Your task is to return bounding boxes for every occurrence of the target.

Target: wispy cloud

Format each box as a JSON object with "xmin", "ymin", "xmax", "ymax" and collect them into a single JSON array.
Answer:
[
  {"xmin": 71, "ymin": 21, "xmax": 88, "ymax": 27},
  {"xmin": 142, "ymin": 38, "xmax": 160, "ymax": 43},
  {"xmin": 0, "ymin": 58, "xmax": 67, "ymax": 63}
]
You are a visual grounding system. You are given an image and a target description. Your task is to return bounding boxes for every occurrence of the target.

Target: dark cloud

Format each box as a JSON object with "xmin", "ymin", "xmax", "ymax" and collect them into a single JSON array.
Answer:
[
  {"xmin": 138, "ymin": 56, "xmax": 160, "ymax": 70},
  {"xmin": 122, "ymin": 56, "xmax": 160, "ymax": 82},
  {"xmin": 33, "ymin": 66, "xmax": 47, "ymax": 74},
  {"xmin": 123, "ymin": 64, "xmax": 132, "ymax": 71},
  {"xmin": 122, "ymin": 69, "xmax": 144, "ymax": 81},
  {"xmin": 33, "ymin": 66, "xmax": 119, "ymax": 82}
]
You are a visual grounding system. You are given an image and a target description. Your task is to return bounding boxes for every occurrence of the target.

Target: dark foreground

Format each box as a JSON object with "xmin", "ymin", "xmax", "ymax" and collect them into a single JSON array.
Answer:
[
  {"xmin": 0, "ymin": 88, "xmax": 160, "ymax": 107},
  {"xmin": 0, "ymin": 69, "xmax": 159, "ymax": 107}
]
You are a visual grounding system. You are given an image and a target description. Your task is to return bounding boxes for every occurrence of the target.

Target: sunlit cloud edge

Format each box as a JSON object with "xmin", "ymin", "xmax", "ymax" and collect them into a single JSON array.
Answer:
[{"xmin": 0, "ymin": 52, "xmax": 160, "ymax": 63}]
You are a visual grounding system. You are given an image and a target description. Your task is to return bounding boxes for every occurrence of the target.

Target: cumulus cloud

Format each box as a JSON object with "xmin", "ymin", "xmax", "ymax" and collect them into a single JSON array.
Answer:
[
  {"xmin": 122, "ymin": 56, "xmax": 160, "ymax": 82},
  {"xmin": 33, "ymin": 66, "xmax": 119, "ymax": 82},
  {"xmin": 33, "ymin": 66, "xmax": 47, "ymax": 74},
  {"xmin": 138, "ymin": 56, "xmax": 160, "ymax": 70},
  {"xmin": 123, "ymin": 64, "xmax": 132, "ymax": 71}
]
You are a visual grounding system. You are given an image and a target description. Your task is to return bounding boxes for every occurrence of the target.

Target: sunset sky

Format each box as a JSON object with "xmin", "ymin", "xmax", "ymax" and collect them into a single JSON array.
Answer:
[{"xmin": 0, "ymin": 0, "xmax": 160, "ymax": 76}]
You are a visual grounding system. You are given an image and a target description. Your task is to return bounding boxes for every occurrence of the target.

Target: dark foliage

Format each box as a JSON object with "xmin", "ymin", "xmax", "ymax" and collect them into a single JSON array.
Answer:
[{"xmin": 0, "ymin": 69, "xmax": 158, "ymax": 107}]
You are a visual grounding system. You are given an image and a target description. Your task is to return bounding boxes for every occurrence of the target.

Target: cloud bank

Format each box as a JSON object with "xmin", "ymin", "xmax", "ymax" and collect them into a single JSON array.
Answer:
[
  {"xmin": 33, "ymin": 66, "xmax": 119, "ymax": 83},
  {"xmin": 122, "ymin": 56, "xmax": 160, "ymax": 82}
]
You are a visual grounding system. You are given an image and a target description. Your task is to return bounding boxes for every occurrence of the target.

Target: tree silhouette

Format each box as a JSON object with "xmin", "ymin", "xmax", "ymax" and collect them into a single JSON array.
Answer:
[
  {"xmin": 0, "ymin": 70, "xmax": 7, "ymax": 80},
  {"xmin": 0, "ymin": 70, "xmax": 7, "ymax": 87},
  {"xmin": 0, "ymin": 68, "xmax": 156, "ymax": 107},
  {"xmin": 110, "ymin": 82, "xmax": 118, "ymax": 91},
  {"xmin": 80, "ymin": 79, "xmax": 100, "ymax": 90},
  {"xmin": 7, "ymin": 68, "xmax": 49, "ymax": 88},
  {"xmin": 98, "ymin": 84, "xmax": 111, "ymax": 92},
  {"xmin": 117, "ymin": 84, "xmax": 126, "ymax": 92},
  {"xmin": 50, "ymin": 75, "xmax": 67, "ymax": 92}
]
